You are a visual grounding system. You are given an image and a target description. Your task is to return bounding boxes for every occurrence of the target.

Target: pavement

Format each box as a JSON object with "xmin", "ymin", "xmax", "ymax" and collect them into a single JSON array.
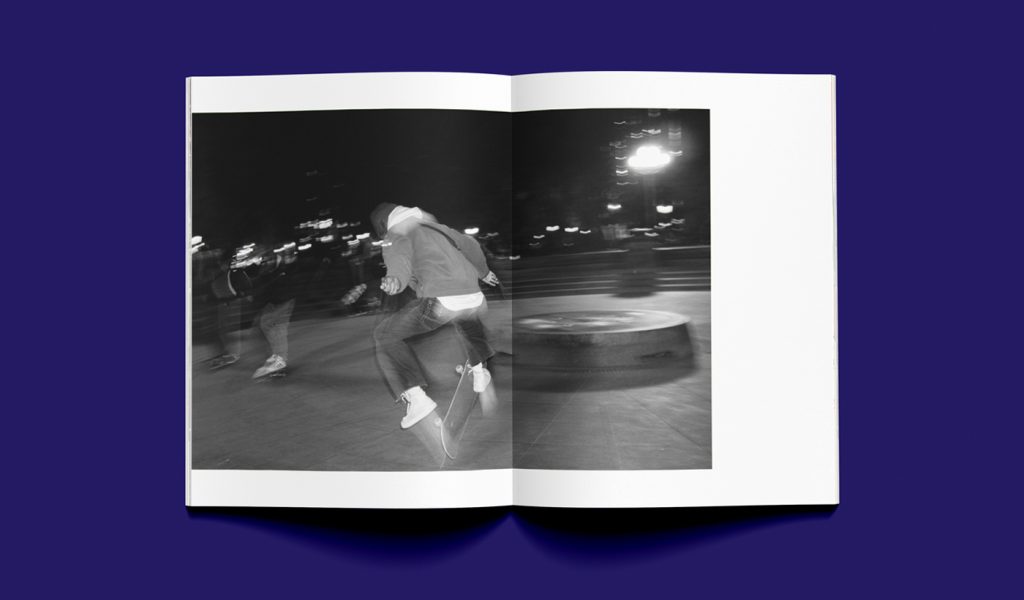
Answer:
[{"xmin": 190, "ymin": 291, "xmax": 710, "ymax": 471}]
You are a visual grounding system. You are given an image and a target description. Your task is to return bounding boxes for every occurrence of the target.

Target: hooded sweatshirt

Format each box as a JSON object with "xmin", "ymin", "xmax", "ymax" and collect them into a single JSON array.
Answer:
[{"xmin": 370, "ymin": 203, "xmax": 489, "ymax": 303}]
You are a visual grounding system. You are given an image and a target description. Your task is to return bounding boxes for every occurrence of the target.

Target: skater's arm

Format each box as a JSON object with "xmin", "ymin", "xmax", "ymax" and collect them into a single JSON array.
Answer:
[
  {"xmin": 452, "ymin": 229, "xmax": 490, "ymax": 278},
  {"xmin": 382, "ymin": 237, "xmax": 413, "ymax": 293}
]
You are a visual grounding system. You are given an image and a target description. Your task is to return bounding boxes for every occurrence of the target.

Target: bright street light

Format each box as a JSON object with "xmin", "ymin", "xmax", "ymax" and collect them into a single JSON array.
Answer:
[
  {"xmin": 627, "ymin": 145, "xmax": 671, "ymax": 175},
  {"xmin": 656, "ymin": 204, "xmax": 674, "ymax": 214},
  {"xmin": 464, "ymin": 227, "xmax": 479, "ymax": 235},
  {"xmin": 607, "ymin": 203, "xmax": 622, "ymax": 211}
]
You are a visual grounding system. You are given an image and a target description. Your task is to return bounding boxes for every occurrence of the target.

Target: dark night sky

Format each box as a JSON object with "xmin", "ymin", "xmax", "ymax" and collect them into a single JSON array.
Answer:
[{"xmin": 191, "ymin": 109, "xmax": 709, "ymax": 247}]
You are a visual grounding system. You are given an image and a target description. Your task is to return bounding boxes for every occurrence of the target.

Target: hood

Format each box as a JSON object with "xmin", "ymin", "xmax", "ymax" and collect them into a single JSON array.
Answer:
[{"xmin": 370, "ymin": 202, "xmax": 398, "ymax": 238}]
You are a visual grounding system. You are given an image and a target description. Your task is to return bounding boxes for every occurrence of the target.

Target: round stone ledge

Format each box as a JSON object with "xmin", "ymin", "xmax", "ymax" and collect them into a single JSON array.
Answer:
[{"xmin": 512, "ymin": 310, "xmax": 694, "ymax": 371}]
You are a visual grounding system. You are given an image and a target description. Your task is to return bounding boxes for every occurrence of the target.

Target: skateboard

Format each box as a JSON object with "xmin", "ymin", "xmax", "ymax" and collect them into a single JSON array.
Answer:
[
  {"xmin": 253, "ymin": 368, "xmax": 288, "ymax": 382},
  {"xmin": 406, "ymin": 361, "xmax": 488, "ymax": 468},
  {"xmin": 207, "ymin": 354, "xmax": 239, "ymax": 370}
]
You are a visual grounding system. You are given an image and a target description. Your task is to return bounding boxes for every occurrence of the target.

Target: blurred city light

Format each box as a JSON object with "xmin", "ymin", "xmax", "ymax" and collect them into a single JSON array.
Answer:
[
  {"xmin": 607, "ymin": 203, "xmax": 622, "ymax": 211},
  {"xmin": 546, "ymin": 225, "xmax": 560, "ymax": 232},
  {"xmin": 533, "ymin": 234, "xmax": 545, "ymax": 239},
  {"xmin": 580, "ymin": 229, "xmax": 592, "ymax": 235},
  {"xmin": 656, "ymin": 204, "xmax": 674, "ymax": 214},
  {"xmin": 318, "ymin": 235, "xmax": 335, "ymax": 243},
  {"xmin": 565, "ymin": 227, "xmax": 579, "ymax": 233},
  {"xmin": 464, "ymin": 227, "xmax": 479, "ymax": 235},
  {"xmin": 191, "ymin": 235, "xmax": 203, "ymax": 245},
  {"xmin": 627, "ymin": 145, "xmax": 671, "ymax": 174},
  {"xmin": 297, "ymin": 243, "xmax": 312, "ymax": 251},
  {"xmin": 355, "ymin": 232, "xmax": 370, "ymax": 240}
]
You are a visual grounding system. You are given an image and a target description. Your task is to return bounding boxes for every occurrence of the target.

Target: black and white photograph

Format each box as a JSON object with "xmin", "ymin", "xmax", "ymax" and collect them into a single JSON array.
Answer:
[{"xmin": 189, "ymin": 107, "xmax": 711, "ymax": 472}]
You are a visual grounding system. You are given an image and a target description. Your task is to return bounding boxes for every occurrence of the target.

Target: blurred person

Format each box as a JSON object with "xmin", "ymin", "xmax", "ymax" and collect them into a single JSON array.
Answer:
[
  {"xmin": 249, "ymin": 246, "xmax": 302, "ymax": 379},
  {"xmin": 369, "ymin": 203, "xmax": 500, "ymax": 429},
  {"xmin": 207, "ymin": 253, "xmax": 252, "ymax": 370}
]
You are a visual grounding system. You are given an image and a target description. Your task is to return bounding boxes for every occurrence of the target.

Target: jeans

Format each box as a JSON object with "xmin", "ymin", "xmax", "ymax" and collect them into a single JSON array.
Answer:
[
  {"xmin": 257, "ymin": 299, "xmax": 295, "ymax": 360},
  {"xmin": 374, "ymin": 297, "xmax": 494, "ymax": 398}
]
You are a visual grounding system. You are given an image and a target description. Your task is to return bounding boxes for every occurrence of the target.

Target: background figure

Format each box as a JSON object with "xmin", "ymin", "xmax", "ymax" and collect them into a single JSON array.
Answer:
[
  {"xmin": 370, "ymin": 203, "xmax": 500, "ymax": 429},
  {"xmin": 207, "ymin": 255, "xmax": 252, "ymax": 369},
  {"xmin": 251, "ymin": 248, "xmax": 300, "ymax": 379}
]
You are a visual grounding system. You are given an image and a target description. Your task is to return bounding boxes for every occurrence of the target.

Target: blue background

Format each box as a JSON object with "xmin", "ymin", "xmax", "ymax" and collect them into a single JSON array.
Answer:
[{"xmin": 5, "ymin": 1, "xmax": 1018, "ymax": 597}]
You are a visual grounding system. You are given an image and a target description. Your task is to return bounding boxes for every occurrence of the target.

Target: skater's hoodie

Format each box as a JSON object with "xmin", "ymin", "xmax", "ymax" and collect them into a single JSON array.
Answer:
[{"xmin": 370, "ymin": 203, "xmax": 490, "ymax": 300}]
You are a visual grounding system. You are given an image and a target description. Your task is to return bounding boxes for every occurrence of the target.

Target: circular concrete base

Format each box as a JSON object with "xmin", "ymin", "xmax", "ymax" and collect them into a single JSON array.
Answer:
[{"xmin": 513, "ymin": 310, "xmax": 694, "ymax": 371}]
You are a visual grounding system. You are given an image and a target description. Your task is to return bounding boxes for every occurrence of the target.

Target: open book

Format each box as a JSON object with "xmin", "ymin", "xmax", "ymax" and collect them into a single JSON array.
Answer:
[{"xmin": 186, "ymin": 72, "xmax": 837, "ymax": 508}]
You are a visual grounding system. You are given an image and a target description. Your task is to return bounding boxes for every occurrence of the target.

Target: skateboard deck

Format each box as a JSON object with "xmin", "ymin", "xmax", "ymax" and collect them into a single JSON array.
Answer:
[
  {"xmin": 407, "ymin": 410, "xmax": 450, "ymax": 467},
  {"xmin": 406, "ymin": 362, "xmax": 482, "ymax": 468}
]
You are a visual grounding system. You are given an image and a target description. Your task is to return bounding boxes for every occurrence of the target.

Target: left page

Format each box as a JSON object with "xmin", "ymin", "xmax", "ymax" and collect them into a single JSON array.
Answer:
[{"xmin": 186, "ymin": 73, "xmax": 513, "ymax": 508}]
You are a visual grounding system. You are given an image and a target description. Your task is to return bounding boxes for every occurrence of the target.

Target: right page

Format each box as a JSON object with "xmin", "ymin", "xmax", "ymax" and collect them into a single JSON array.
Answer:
[{"xmin": 509, "ymin": 72, "xmax": 837, "ymax": 508}]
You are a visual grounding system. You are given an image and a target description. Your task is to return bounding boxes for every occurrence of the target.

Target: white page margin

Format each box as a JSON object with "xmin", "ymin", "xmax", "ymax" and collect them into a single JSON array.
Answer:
[{"xmin": 189, "ymin": 72, "xmax": 511, "ymax": 113}]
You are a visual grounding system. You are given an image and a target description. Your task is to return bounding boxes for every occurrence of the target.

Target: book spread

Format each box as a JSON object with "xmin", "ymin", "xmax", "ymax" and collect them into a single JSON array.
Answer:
[{"xmin": 186, "ymin": 71, "xmax": 837, "ymax": 508}]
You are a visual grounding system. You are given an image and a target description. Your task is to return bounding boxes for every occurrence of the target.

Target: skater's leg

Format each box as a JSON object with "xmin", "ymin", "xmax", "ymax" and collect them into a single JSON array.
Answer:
[
  {"xmin": 452, "ymin": 301, "xmax": 496, "ymax": 401},
  {"xmin": 451, "ymin": 303, "xmax": 495, "ymax": 367},
  {"xmin": 260, "ymin": 299, "xmax": 295, "ymax": 361},
  {"xmin": 216, "ymin": 298, "xmax": 243, "ymax": 357},
  {"xmin": 373, "ymin": 298, "xmax": 453, "ymax": 398}
]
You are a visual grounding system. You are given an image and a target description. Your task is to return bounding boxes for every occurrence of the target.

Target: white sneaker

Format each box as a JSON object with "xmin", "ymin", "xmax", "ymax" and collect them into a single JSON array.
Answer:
[
  {"xmin": 471, "ymin": 366, "xmax": 492, "ymax": 393},
  {"xmin": 253, "ymin": 355, "xmax": 287, "ymax": 379},
  {"xmin": 399, "ymin": 387, "xmax": 437, "ymax": 429}
]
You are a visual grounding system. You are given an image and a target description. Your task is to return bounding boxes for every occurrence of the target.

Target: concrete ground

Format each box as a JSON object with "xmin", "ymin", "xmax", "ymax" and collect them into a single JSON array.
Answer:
[{"xmin": 190, "ymin": 291, "xmax": 710, "ymax": 471}]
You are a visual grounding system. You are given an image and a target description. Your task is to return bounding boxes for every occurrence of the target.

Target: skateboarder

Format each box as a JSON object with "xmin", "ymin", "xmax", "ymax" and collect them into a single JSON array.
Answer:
[
  {"xmin": 370, "ymin": 203, "xmax": 499, "ymax": 429},
  {"xmin": 207, "ymin": 251, "xmax": 252, "ymax": 370},
  {"xmin": 250, "ymin": 246, "xmax": 302, "ymax": 379}
]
